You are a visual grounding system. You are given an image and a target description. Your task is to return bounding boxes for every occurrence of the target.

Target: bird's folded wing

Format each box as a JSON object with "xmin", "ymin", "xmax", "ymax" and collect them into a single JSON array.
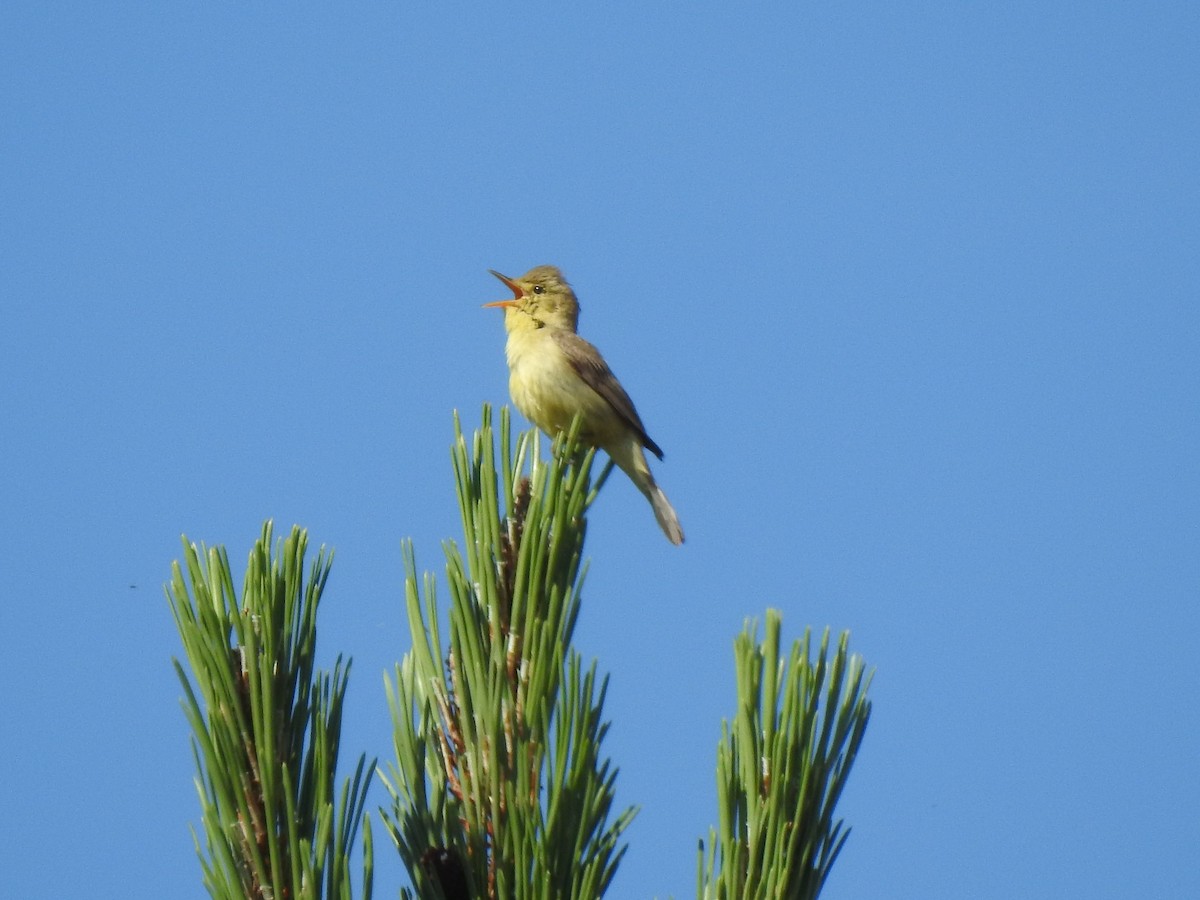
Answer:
[{"xmin": 552, "ymin": 329, "xmax": 665, "ymax": 460}]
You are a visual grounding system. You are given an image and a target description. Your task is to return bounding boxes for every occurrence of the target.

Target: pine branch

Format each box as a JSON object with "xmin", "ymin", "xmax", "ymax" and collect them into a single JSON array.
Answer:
[
  {"xmin": 168, "ymin": 522, "xmax": 375, "ymax": 900},
  {"xmin": 698, "ymin": 613, "xmax": 873, "ymax": 900},
  {"xmin": 381, "ymin": 405, "xmax": 634, "ymax": 900}
]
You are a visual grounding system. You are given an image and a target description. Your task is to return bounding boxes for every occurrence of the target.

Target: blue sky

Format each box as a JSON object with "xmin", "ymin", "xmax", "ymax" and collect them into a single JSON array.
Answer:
[{"xmin": 2, "ymin": 3, "xmax": 1197, "ymax": 898}]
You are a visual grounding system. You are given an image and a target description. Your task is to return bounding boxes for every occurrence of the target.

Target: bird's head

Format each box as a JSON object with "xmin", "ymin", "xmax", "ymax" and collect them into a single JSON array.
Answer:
[{"xmin": 484, "ymin": 265, "xmax": 580, "ymax": 332}]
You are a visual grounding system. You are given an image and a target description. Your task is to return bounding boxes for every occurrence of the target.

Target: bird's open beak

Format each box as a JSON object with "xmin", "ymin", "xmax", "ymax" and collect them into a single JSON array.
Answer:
[{"xmin": 483, "ymin": 269, "xmax": 523, "ymax": 308}]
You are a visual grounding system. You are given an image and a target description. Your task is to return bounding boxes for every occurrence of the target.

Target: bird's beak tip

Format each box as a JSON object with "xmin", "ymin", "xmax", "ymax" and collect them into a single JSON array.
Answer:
[{"xmin": 488, "ymin": 269, "xmax": 524, "ymax": 300}]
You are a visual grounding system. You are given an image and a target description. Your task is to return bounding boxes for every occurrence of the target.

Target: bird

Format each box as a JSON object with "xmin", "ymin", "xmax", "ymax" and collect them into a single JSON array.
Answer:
[{"xmin": 484, "ymin": 265, "xmax": 684, "ymax": 545}]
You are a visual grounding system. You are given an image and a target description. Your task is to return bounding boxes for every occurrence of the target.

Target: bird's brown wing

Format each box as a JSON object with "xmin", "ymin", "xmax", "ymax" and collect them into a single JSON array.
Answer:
[{"xmin": 552, "ymin": 329, "xmax": 665, "ymax": 460}]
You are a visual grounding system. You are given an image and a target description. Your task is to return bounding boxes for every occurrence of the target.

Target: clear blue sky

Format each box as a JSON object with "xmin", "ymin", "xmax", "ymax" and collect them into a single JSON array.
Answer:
[{"xmin": 2, "ymin": 4, "xmax": 1197, "ymax": 898}]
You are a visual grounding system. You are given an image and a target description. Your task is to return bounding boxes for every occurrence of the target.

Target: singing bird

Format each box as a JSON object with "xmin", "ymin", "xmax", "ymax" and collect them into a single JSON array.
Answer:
[{"xmin": 484, "ymin": 266, "xmax": 684, "ymax": 545}]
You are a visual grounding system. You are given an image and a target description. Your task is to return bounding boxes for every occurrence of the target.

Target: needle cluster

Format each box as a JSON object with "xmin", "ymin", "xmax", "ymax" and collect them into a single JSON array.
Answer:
[
  {"xmin": 380, "ymin": 405, "xmax": 634, "ymax": 900},
  {"xmin": 168, "ymin": 523, "xmax": 375, "ymax": 900},
  {"xmin": 698, "ymin": 615, "xmax": 873, "ymax": 900}
]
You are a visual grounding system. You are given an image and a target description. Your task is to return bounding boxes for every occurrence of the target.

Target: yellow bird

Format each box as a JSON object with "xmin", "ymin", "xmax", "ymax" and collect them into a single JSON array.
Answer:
[{"xmin": 484, "ymin": 266, "xmax": 684, "ymax": 545}]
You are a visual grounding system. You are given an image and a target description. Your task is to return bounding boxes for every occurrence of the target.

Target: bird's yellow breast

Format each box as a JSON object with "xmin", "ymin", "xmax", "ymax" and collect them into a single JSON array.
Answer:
[{"xmin": 505, "ymin": 327, "xmax": 623, "ymax": 445}]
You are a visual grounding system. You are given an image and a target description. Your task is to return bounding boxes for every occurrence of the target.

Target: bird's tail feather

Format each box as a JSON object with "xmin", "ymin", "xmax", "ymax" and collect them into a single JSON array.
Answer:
[
  {"xmin": 648, "ymin": 484, "xmax": 685, "ymax": 546},
  {"xmin": 610, "ymin": 440, "xmax": 684, "ymax": 546}
]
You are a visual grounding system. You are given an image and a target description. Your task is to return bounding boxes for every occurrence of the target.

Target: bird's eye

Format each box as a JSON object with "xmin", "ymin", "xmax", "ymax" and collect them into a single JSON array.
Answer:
[{"xmin": 532, "ymin": 285, "xmax": 544, "ymax": 294}]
